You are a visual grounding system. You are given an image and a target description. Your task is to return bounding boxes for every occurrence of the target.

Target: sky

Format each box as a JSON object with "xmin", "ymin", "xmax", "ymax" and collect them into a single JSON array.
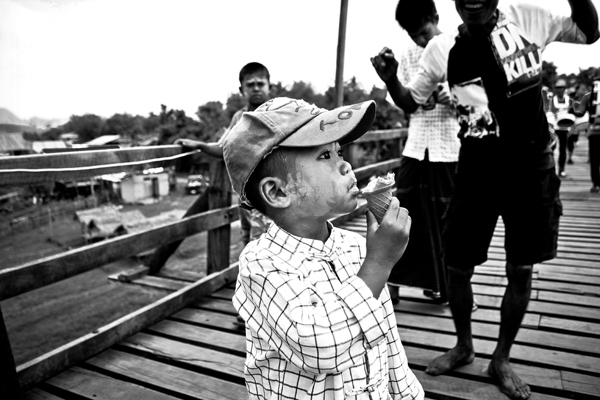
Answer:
[{"xmin": 1, "ymin": 0, "xmax": 600, "ymax": 122}]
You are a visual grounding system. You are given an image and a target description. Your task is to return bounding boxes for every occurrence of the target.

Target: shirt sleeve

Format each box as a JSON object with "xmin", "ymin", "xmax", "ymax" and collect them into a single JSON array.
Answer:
[
  {"xmin": 235, "ymin": 250, "xmax": 389, "ymax": 375},
  {"xmin": 406, "ymin": 32, "xmax": 454, "ymax": 105},
  {"xmin": 507, "ymin": 3, "xmax": 589, "ymax": 49}
]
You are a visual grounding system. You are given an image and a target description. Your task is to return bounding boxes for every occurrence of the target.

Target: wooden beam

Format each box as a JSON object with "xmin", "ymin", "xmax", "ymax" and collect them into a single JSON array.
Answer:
[
  {"xmin": 207, "ymin": 160, "xmax": 232, "ymax": 275},
  {"xmin": 0, "ymin": 205, "xmax": 238, "ymax": 301},
  {"xmin": 145, "ymin": 189, "xmax": 210, "ymax": 275},
  {"xmin": 0, "ymin": 304, "xmax": 21, "ymax": 399},
  {"xmin": 0, "ymin": 145, "xmax": 209, "ymax": 185},
  {"xmin": 354, "ymin": 159, "xmax": 402, "ymax": 182},
  {"xmin": 16, "ymin": 264, "xmax": 239, "ymax": 392}
]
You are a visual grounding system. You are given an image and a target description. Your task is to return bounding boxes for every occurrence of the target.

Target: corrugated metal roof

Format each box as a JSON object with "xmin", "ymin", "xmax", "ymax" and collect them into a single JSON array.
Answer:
[
  {"xmin": 0, "ymin": 132, "xmax": 31, "ymax": 151},
  {"xmin": 83, "ymin": 135, "xmax": 122, "ymax": 146}
]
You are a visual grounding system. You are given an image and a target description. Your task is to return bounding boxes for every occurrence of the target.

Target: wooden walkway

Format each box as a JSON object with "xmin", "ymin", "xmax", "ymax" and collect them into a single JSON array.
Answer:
[{"xmin": 24, "ymin": 142, "xmax": 600, "ymax": 399}]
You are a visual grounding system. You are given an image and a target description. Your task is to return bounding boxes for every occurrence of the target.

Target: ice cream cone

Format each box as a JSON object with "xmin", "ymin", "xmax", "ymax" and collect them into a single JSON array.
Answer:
[{"xmin": 362, "ymin": 172, "xmax": 395, "ymax": 224}]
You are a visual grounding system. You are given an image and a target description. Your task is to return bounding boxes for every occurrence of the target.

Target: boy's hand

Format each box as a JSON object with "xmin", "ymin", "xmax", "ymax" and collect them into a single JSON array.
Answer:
[
  {"xmin": 365, "ymin": 197, "xmax": 411, "ymax": 270},
  {"xmin": 370, "ymin": 47, "xmax": 399, "ymax": 85},
  {"xmin": 174, "ymin": 138, "xmax": 204, "ymax": 149}
]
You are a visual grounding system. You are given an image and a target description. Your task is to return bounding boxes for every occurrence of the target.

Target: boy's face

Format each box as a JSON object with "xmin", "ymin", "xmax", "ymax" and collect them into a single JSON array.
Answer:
[
  {"xmin": 454, "ymin": 0, "xmax": 499, "ymax": 31},
  {"xmin": 240, "ymin": 72, "xmax": 270, "ymax": 110},
  {"xmin": 406, "ymin": 20, "xmax": 438, "ymax": 48},
  {"xmin": 283, "ymin": 142, "xmax": 359, "ymax": 220}
]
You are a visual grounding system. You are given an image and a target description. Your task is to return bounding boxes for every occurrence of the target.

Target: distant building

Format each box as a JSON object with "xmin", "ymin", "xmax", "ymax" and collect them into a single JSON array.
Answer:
[
  {"xmin": 83, "ymin": 135, "xmax": 131, "ymax": 147},
  {"xmin": 0, "ymin": 132, "xmax": 32, "ymax": 156},
  {"xmin": 75, "ymin": 205, "xmax": 152, "ymax": 242},
  {"xmin": 31, "ymin": 140, "xmax": 68, "ymax": 154}
]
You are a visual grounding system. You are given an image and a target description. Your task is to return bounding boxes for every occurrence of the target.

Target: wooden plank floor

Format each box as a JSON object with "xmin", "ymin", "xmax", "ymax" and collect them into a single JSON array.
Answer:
[{"xmin": 25, "ymin": 140, "xmax": 600, "ymax": 400}]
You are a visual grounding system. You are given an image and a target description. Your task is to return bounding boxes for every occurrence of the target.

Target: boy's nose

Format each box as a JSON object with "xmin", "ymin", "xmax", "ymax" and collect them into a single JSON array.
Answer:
[{"xmin": 340, "ymin": 159, "xmax": 352, "ymax": 175}]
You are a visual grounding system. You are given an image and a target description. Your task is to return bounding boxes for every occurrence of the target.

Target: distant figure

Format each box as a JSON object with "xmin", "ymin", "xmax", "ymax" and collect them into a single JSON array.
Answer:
[
  {"xmin": 549, "ymin": 78, "xmax": 573, "ymax": 177},
  {"xmin": 224, "ymin": 98, "xmax": 423, "ymax": 399},
  {"xmin": 176, "ymin": 62, "xmax": 273, "ymax": 246},
  {"xmin": 568, "ymin": 81, "xmax": 592, "ymax": 163},
  {"xmin": 373, "ymin": 0, "xmax": 461, "ymax": 305},
  {"xmin": 573, "ymin": 73, "xmax": 600, "ymax": 193},
  {"xmin": 371, "ymin": 0, "xmax": 599, "ymax": 398}
]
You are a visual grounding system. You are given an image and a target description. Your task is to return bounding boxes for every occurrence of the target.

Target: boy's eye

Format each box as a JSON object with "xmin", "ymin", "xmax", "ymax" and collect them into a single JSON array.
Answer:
[{"xmin": 318, "ymin": 150, "xmax": 331, "ymax": 159}]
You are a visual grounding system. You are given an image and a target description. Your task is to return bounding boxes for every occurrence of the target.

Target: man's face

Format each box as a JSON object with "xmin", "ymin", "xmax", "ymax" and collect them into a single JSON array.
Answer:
[
  {"xmin": 406, "ymin": 20, "xmax": 439, "ymax": 48},
  {"xmin": 454, "ymin": 0, "xmax": 500, "ymax": 29},
  {"xmin": 240, "ymin": 72, "xmax": 270, "ymax": 109},
  {"xmin": 283, "ymin": 142, "xmax": 359, "ymax": 221}
]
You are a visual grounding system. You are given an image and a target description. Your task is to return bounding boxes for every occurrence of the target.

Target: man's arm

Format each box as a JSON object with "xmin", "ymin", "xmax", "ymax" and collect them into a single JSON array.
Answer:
[
  {"xmin": 174, "ymin": 139, "xmax": 224, "ymax": 158},
  {"xmin": 569, "ymin": 0, "xmax": 600, "ymax": 43},
  {"xmin": 371, "ymin": 47, "xmax": 419, "ymax": 114}
]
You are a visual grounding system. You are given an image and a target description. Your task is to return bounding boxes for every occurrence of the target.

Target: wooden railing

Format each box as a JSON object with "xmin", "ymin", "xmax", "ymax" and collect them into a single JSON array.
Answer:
[{"xmin": 0, "ymin": 128, "xmax": 406, "ymax": 397}]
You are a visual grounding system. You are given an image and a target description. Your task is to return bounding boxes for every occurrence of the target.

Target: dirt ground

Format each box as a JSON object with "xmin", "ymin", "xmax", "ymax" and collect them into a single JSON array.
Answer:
[{"xmin": 0, "ymin": 181, "xmax": 245, "ymax": 365}]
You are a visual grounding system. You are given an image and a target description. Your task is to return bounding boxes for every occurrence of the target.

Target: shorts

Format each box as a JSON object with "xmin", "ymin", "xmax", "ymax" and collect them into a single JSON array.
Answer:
[{"xmin": 442, "ymin": 165, "xmax": 562, "ymax": 268}]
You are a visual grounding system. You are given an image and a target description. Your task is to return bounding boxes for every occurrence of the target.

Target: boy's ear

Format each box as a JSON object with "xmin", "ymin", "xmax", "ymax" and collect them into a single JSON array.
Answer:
[
  {"xmin": 259, "ymin": 176, "xmax": 291, "ymax": 209},
  {"xmin": 433, "ymin": 13, "xmax": 439, "ymax": 25}
]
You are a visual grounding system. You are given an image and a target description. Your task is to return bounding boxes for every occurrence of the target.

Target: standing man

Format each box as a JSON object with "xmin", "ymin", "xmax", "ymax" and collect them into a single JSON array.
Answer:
[
  {"xmin": 371, "ymin": 1, "xmax": 599, "ymax": 398},
  {"xmin": 177, "ymin": 62, "xmax": 273, "ymax": 245},
  {"xmin": 374, "ymin": 0, "xmax": 461, "ymax": 305}
]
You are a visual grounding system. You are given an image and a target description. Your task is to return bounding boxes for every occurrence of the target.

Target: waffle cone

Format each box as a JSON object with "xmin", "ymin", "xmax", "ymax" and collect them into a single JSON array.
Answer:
[{"xmin": 364, "ymin": 182, "xmax": 394, "ymax": 223}]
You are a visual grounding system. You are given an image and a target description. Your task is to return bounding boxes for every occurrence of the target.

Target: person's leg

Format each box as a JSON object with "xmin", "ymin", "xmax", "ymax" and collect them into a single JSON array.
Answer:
[
  {"xmin": 487, "ymin": 262, "xmax": 532, "ymax": 399},
  {"xmin": 567, "ymin": 133, "xmax": 578, "ymax": 163},
  {"xmin": 556, "ymin": 130, "xmax": 568, "ymax": 175},
  {"xmin": 426, "ymin": 264, "xmax": 476, "ymax": 375},
  {"xmin": 589, "ymin": 135, "xmax": 600, "ymax": 190}
]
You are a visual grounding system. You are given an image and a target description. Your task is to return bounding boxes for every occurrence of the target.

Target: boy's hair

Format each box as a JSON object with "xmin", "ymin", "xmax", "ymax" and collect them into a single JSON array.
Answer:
[
  {"xmin": 244, "ymin": 147, "xmax": 292, "ymax": 215},
  {"xmin": 239, "ymin": 62, "xmax": 271, "ymax": 85},
  {"xmin": 395, "ymin": 0, "xmax": 438, "ymax": 33}
]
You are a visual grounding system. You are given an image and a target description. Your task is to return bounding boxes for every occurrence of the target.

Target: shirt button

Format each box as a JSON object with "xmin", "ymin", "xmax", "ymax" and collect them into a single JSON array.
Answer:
[{"xmin": 367, "ymin": 386, "xmax": 375, "ymax": 392}]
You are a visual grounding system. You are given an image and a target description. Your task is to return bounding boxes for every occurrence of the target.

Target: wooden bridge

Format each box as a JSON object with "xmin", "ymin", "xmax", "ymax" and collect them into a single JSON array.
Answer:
[{"xmin": 1, "ymin": 130, "xmax": 599, "ymax": 399}]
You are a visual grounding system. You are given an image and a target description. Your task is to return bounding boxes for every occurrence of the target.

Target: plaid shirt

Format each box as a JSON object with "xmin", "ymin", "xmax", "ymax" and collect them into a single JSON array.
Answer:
[
  {"xmin": 233, "ymin": 222, "xmax": 423, "ymax": 400},
  {"xmin": 398, "ymin": 43, "xmax": 460, "ymax": 162}
]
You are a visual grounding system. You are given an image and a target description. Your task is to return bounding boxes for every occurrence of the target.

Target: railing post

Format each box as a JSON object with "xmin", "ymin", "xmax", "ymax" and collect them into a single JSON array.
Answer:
[
  {"xmin": 206, "ymin": 159, "xmax": 232, "ymax": 275},
  {"xmin": 0, "ymin": 305, "xmax": 21, "ymax": 399}
]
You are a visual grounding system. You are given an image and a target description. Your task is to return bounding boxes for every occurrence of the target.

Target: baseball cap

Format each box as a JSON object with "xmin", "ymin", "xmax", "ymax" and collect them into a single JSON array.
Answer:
[{"xmin": 223, "ymin": 97, "xmax": 376, "ymax": 208}]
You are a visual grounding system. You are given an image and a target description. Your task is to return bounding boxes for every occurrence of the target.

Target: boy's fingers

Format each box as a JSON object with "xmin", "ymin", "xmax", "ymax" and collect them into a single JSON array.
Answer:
[{"xmin": 365, "ymin": 210, "xmax": 378, "ymax": 233}]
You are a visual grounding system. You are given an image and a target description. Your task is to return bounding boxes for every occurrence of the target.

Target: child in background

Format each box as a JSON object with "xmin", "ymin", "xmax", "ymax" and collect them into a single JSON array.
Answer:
[{"xmin": 223, "ymin": 97, "xmax": 423, "ymax": 399}]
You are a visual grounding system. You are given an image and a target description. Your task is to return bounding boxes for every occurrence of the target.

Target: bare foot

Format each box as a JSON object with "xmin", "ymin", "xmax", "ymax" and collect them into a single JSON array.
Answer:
[
  {"xmin": 425, "ymin": 346, "xmax": 475, "ymax": 375},
  {"xmin": 487, "ymin": 359, "xmax": 531, "ymax": 399}
]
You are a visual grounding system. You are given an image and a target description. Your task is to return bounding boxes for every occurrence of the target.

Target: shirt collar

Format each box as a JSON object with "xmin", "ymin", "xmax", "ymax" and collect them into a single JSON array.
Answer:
[{"xmin": 266, "ymin": 221, "xmax": 342, "ymax": 260}]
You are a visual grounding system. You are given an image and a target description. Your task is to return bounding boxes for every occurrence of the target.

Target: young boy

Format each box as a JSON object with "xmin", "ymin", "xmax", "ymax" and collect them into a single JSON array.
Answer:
[
  {"xmin": 176, "ymin": 62, "xmax": 273, "ymax": 245},
  {"xmin": 223, "ymin": 97, "xmax": 424, "ymax": 400}
]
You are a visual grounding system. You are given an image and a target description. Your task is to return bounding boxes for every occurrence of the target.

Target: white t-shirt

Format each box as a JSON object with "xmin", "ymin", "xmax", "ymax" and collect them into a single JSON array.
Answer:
[{"xmin": 407, "ymin": 3, "xmax": 587, "ymax": 105}]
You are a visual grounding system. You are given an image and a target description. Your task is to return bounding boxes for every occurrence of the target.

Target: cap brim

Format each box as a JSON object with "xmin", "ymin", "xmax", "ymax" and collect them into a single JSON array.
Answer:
[{"xmin": 278, "ymin": 100, "xmax": 376, "ymax": 147}]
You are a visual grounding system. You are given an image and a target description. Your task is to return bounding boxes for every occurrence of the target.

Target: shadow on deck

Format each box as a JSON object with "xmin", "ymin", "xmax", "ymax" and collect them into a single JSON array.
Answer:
[{"xmin": 19, "ymin": 140, "xmax": 600, "ymax": 400}]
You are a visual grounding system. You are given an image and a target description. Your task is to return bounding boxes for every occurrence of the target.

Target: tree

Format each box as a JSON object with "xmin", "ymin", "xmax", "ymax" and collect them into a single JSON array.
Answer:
[
  {"xmin": 196, "ymin": 101, "xmax": 228, "ymax": 141},
  {"xmin": 63, "ymin": 114, "xmax": 105, "ymax": 143},
  {"xmin": 224, "ymin": 93, "xmax": 245, "ymax": 121},
  {"xmin": 103, "ymin": 113, "xmax": 144, "ymax": 139}
]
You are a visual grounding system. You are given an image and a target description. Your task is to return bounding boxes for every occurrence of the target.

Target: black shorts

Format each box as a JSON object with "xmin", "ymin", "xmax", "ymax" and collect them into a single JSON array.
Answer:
[{"xmin": 442, "ymin": 165, "xmax": 562, "ymax": 268}]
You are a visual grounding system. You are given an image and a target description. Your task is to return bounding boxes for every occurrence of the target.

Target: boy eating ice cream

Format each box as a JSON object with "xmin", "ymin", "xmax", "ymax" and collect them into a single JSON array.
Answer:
[{"xmin": 223, "ymin": 97, "xmax": 422, "ymax": 399}]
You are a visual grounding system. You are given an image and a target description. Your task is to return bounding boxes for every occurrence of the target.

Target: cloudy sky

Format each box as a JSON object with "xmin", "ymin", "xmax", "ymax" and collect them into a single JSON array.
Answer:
[{"xmin": 1, "ymin": 0, "xmax": 599, "ymax": 122}]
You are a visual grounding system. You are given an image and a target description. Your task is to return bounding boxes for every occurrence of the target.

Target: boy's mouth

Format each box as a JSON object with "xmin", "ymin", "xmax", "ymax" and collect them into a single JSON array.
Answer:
[{"xmin": 349, "ymin": 180, "xmax": 359, "ymax": 195}]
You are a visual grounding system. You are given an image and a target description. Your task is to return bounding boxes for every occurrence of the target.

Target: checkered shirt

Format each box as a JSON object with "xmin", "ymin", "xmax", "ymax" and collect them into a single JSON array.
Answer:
[
  {"xmin": 398, "ymin": 43, "xmax": 460, "ymax": 162},
  {"xmin": 233, "ymin": 222, "xmax": 423, "ymax": 400}
]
